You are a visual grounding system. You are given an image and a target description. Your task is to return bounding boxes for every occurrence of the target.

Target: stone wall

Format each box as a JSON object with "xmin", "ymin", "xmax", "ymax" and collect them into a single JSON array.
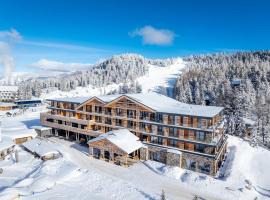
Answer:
[
  {"xmin": 139, "ymin": 147, "xmax": 148, "ymax": 160},
  {"xmin": 182, "ymin": 153, "xmax": 215, "ymax": 175},
  {"xmin": 166, "ymin": 151, "xmax": 181, "ymax": 167}
]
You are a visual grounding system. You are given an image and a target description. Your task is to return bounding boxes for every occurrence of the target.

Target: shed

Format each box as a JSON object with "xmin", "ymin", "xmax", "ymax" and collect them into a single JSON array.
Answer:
[
  {"xmin": 31, "ymin": 126, "xmax": 52, "ymax": 138},
  {"xmin": 88, "ymin": 129, "xmax": 144, "ymax": 166}
]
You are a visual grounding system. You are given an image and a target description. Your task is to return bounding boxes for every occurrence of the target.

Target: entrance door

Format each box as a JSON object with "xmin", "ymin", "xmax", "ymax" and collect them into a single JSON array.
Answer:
[
  {"xmin": 93, "ymin": 148, "xmax": 101, "ymax": 159},
  {"xmin": 104, "ymin": 151, "xmax": 110, "ymax": 161}
]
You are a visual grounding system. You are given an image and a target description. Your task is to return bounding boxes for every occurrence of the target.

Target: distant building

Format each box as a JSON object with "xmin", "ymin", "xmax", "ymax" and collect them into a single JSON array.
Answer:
[
  {"xmin": 0, "ymin": 86, "xmax": 18, "ymax": 102},
  {"xmin": 243, "ymin": 118, "xmax": 256, "ymax": 138},
  {"xmin": 41, "ymin": 93, "xmax": 227, "ymax": 176},
  {"xmin": 231, "ymin": 78, "xmax": 242, "ymax": 88},
  {"xmin": 15, "ymin": 99, "xmax": 42, "ymax": 108},
  {"xmin": 0, "ymin": 102, "xmax": 17, "ymax": 111}
]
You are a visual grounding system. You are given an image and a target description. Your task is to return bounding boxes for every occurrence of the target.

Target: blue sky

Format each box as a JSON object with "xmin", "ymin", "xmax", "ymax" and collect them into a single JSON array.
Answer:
[{"xmin": 0, "ymin": 0, "xmax": 270, "ymax": 74}]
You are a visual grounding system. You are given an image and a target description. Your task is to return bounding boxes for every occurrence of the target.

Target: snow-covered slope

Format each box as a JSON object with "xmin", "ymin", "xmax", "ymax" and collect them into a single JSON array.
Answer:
[
  {"xmin": 145, "ymin": 135, "xmax": 270, "ymax": 200},
  {"xmin": 137, "ymin": 58, "xmax": 184, "ymax": 96},
  {"xmin": 40, "ymin": 57, "xmax": 185, "ymax": 99}
]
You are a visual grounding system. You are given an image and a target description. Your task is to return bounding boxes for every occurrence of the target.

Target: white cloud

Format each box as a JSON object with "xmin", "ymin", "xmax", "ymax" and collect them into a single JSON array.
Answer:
[
  {"xmin": 0, "ymin": 28, "xmax": 22, "ymax": 41},
  {"xmin": 30, "ymin": 59, "xmax": 92, "ymax": 72},
  {"xmin": 130, "ymin": 25, "xmax": 175, "ymax": 46},
  {"xmin": 19, "ymin": 40, "xmax": 106, "ymax": 52}
]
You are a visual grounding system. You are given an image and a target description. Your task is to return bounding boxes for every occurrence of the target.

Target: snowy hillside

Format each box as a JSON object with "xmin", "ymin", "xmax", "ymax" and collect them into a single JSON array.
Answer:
[
  {"xmin": 40, "ymin": 57, "xmax": 185, "ymax": 99},
  {"xmin": 145, "ymin": 135, "xmax": 270, "ymax": 200},
  {"xmin": 1, "ymin": 108, "xmax": 270, "ymax": 200}
]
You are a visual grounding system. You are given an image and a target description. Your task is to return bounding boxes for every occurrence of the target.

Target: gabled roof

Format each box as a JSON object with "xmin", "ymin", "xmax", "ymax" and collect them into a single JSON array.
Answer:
[
  {"xmin": 47, "ymin": 92, "xmax": 224, "ymax": 118},
  {"xmin": 76, "ymin": 96, "xmax": 106, "ymax": 110},
  {"xmin": 104, "ymin": 95, "xmax": 155, "ymax": 112},
  {"xmin": 88, "ymin": 129, "xmax": 144, "ymax": 154}
]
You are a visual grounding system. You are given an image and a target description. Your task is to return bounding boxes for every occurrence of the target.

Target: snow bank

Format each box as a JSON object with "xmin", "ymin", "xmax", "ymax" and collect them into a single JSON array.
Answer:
[
  {"xmin": 145, "ymin": 136, "xmax": 270, "ymax": 200},
  {"xmin": 22, "ymin": 138, "xmax": 61, "ymax": 158}
]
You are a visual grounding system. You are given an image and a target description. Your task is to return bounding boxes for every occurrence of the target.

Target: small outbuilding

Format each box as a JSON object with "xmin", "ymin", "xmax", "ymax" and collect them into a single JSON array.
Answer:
[
  {"xmin": 31, "ymin": 126, "xmax": 52, "ymax": 138},
  {"xmin": 243, "ymin": 117, "xmax": 256, "ymax": 138},
  {"xmin": 88, "ymin": 129, "xmax": 144, "ymax": 166},
  {"xmin": 14, "ymin": 99, "xmax": 42, "ymax": 108},
  {"xmin": 0, "ymin": 102, "xmax": 17, "ymax": 111}
]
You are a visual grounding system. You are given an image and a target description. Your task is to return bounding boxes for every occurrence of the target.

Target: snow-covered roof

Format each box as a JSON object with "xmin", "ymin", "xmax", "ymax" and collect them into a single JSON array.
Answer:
[
  {"xmin": 31, "ymin": 126, "xmax": 52, "ymax": 131},
  {"xmin": 0, "ymin": 136, "xmax": 15, "ymax": 151},
  {"xmin": 0, "ymin": 86, "xmax": 18, "ymax": 92},
  {"xmin": 243, "ymin": 118, "xmax": 256, "ymax": 126},
  {"xmin": 88, "ymin": 128, "xmax": 144, "ymax": 154},
  {"xmin": 47, "ymin": 97, "xmax": 90, "ymax": 104},
  {"xmin": 0, "ymin": 102, "xmax": 17, "ymax": 107},
  {"xmin": 167, "ymin": 149, "xmax": 182, "ymax": 155},
  {"xmin": 22, "ymin": 137, "xmax": 60, "ymax": 157},
  {"xmin": 47, "ymin": 92, "xmax": 224, "ymax": 118}
]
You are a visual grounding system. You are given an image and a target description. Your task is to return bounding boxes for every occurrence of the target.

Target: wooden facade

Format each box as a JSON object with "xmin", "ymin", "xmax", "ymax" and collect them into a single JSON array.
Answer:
[{"xmin": 41, "ymin": 94, "xmax": 227, "ymax": 176}]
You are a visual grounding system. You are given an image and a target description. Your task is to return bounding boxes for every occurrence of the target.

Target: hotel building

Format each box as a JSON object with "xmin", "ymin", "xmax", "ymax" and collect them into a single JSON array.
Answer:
[{"xmin": 41, "ymin": 93, "xmax": 227, "ymax": 176}]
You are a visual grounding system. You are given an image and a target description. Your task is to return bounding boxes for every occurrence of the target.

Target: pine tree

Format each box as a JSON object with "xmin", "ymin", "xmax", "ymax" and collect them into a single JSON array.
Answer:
[{"xmin": 160, "ymin": 189, "xmax": 166, "ymax": 200}]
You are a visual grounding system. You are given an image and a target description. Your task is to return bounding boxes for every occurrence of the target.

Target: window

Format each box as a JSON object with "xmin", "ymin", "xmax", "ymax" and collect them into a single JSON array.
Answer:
[
  {"xmin": 199, "ymin": 163, "xmax": 211, "ymax": 174},
  {"xmin": 198, "ymin": 118, "xmax": 202, "ymax": 128},
  {"xmin": 86, "ymin": 105, "xmax": 92, "ymax": 112},
  {"xmin": 150, "ymin": 151, "xmax": 160, "ymax": 162},
  {"xmin": 116, "ymin": 119, "xmax": 122, "ymax": 126},
  {"xmin": 72, "ymin": 123, "xmax": 78, "ymax": 128},
  {"xmin": 116, "ymin": 108, "xmax": 125, "ymax": 116},
  {"xmin": 168, "ymin": 139, "xmax": 177, "ymax": 147},
  {"xmin": 150, "ymin": 136, "xmax": 163, "ymax": 145},
  {"xmin": 183, "ymin": 117, "xmax": 188, "ymax": 126},
  {"xmin": 158, "ymin": 137, "xmax": 163, "ymax": 144},
  {"xmin": 169, "ymin": 128, "xmax": 177, "ymax": 137},
  {"xmin": 105, "ymin": 108, "xmax": 112, "ymax": 115},
  {"xmin": 140, "ymin": 111, "xmax": 149, "ymax": 120},
  {"xmin": 196, "ymin": 131, "xmax": 205, "ymax": 141},
  {"xmin": 195, "ymin": 144, "xmax": 205, "ymax": 153},
  {"xmin": 168, "ymin": 115, "xmax": 175, "ymax": 125},
  {"xmin": 46, "ymin": 118, "xmax": 54, "ymax": 122},
  {"xmin": 95, "ymin": 106, "xmax": 102, "ymax": 114},
  {"xmin": 157, "ymin": 126, "xmax": 163, "ymax": 135},
  {"xmin": 127, "ymin": 110, "xmax": 136, "ymax": 118},
  {"xmin": 127, "ymin": 121, "xmax": 136, "ymax": 129},
  {"xmin": 105, "ymin": 117, "xmax": 112, "ymax": 125}
]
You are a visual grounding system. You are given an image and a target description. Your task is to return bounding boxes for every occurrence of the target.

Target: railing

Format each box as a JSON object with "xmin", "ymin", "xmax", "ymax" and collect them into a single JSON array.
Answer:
[
  {"xmin": 143, "ymin": 141, "xmax": 216, "ymax": 158},
  {"xmin": 41, "ymin": 112, "xmax": 89, "ymax": 125}
]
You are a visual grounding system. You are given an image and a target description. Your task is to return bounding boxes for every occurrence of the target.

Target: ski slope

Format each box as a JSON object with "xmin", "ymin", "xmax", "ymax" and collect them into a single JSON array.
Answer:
[{"xmin": 137, "ymin": 58, "xmax": 185, "ymax": 96}]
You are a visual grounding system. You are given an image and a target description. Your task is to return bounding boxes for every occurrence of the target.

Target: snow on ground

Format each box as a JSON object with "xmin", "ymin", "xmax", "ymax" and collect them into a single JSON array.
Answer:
[
  {"xmin": 145, "ymin": 135, "xmax": 270, "ymax": 200},
  {"xmin": 40, "ymin": 58, "xmax": 185, "ymax": 99},
  {"xmin": 1, "ymin": 108, "xmax": 270, "ymax": 200}
]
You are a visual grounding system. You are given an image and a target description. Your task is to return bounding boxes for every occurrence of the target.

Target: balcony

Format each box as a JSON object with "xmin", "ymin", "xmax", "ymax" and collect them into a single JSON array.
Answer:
[{"xmin": 40, "ymin": 112, "xmax": 89, "ymax": 125}]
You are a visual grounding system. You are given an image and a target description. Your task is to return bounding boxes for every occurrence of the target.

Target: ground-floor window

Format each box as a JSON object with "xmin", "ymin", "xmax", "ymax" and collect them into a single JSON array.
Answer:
[
  {"xmin": 149, "ymin": 151, "xmax": 160, "ymax": 162},
  {"xmin": 199, "ymin": 163, "xmax": 211, "ymax": 174}
]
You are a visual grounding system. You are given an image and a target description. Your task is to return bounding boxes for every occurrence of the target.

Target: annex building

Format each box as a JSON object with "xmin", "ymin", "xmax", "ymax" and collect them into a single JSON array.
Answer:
[{"xmin": 41, "ymin": 92, "xmax": 227, "ymax": 176}]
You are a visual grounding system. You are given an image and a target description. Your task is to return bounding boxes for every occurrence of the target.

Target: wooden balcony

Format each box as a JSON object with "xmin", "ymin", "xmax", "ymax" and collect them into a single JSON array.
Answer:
[{"xmin": 41, "ymin": 112, "xmax": 89, "ymax": 125}]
